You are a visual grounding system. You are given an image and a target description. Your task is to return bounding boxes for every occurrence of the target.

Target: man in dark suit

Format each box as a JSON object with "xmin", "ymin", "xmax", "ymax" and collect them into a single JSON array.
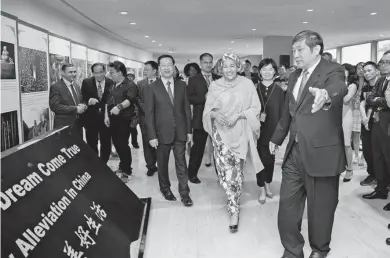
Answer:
[
  {"xmin": 187, "ymin": 53, "xmax": 220, "ymax": 184},
  {"xmin": 270, "ymin": 30, "xmax": 347, "ymax": 258},
  {"xmin": 137, "ymin": 60, "xmax": 159, "ymax": 176},
  {"xmin": 49, "ymin": 63, "xmax": 87, "ymax": 136},
  {"xmin": 239, "ymin": 59, "xmax": 260, "ymax": 84},
  {"xmin": 363, "ymin": 50, "xmax": 390, "ymax": 211},
  {"xmin": 81, "ymin": 63, "xmax": 113, "ymax": 164},
  {"xmin": 144, "ymin": 54, "xmax": 193, "ymax": 207}
]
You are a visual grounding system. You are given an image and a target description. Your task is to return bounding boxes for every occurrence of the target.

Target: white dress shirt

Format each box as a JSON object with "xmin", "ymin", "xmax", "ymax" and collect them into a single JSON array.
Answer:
[
  {"xmin": 63, "ymin": 78, "xmax": 77, "ymax": 104},
  {"xmin": 96, "ymin": 78, "xmax": 105, "ymax": 95},
  {"xmin": 161, "ymin": 77, "xmax": 174, "ymax": 98},
  {"xmin": 385, "ymin": 76, "xmax": 390, "ymax": 107},
  {"xmin": 292, "ymin": 58, "xmax": 321, "ymax": 100}
]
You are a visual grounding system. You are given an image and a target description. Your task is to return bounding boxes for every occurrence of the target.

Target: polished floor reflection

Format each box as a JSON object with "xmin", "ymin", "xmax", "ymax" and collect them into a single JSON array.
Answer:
[{"xmin": 106, "ymin": 130, "xmax": 390, "ymax": 258}]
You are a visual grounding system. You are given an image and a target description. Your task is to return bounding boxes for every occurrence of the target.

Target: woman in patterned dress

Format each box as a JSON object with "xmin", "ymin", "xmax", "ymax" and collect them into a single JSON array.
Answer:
[
  {"xmin": 351, "ymin": 62, "xmax": 364, "ymax": 164},
  {"xmin": 203, "ymin": 53, "xmax": 263, "ymax": 233}
]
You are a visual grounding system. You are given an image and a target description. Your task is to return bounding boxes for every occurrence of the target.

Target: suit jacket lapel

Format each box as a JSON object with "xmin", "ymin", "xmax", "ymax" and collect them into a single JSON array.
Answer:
[
  {"xmin": 61, "ymin": 79, "xmax": 76, "ymax": 105},
  {"xmin": 296, "ymin": 59, "xmax": 324, "ymax": 109},
  {"xmin": 173, "ymin": 80, "xmax": 180, "ymax": 107}
]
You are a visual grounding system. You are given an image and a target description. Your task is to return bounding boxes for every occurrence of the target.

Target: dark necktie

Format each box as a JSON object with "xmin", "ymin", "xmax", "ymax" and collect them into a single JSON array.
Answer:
[
  {"xmin": 296, "ymin": 70, "xmax": 309, "ymax": 101},
  {"xmin": 166, "ymin": 81, "xmax": 174, "ymax": 104},
  {"xmin": 204, "ymin": 75, "xmax": 211, "ymax": 86},
  {"xmin": 381, "ymin": 78, "xmax": 389, "ymax": 92},
  {"xmin": 97, "ymin": 81, "xmax": 103, "ymax": 100},
  {"xmin": 70, "ymin": 83, "xmax": 80, "ymax": 105},
  {"xmin": 149, "ymin": 79, "xmax": 154, "ymax": 84}
]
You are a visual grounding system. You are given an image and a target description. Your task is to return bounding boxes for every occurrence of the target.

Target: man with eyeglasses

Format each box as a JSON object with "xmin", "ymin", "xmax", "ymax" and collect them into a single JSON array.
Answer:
[
  {"xmin": 81, "ymin": 63, "xmax": 113, "ymax": 164},
  {"xmin": 363, "ymin": 51, "xmax": 390, "ymax": 213}
]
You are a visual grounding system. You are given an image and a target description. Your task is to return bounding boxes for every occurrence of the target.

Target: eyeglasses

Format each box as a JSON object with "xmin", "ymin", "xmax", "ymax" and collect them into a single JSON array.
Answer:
[{"xmin": 378, "ymin": 60, "xmax": 390, "ymax": 66}]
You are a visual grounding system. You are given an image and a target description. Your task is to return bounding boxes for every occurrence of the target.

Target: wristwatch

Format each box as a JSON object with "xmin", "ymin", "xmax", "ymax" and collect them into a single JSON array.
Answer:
[{"xmin": 117, "ymin": 103, "xmax": 124, "ymax": 110}]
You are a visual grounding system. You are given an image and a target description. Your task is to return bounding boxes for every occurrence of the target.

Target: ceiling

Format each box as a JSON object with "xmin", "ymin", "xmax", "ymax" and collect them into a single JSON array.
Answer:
[{"xmin": 49, "ymin": 0, "xmax": 390, "ymax": 60}]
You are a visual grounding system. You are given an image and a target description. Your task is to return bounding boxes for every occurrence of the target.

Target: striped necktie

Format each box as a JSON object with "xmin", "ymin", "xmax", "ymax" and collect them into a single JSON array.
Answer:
[{"xmin": 166, "ymin": 81, "xmax": 174, "ymax": 104}]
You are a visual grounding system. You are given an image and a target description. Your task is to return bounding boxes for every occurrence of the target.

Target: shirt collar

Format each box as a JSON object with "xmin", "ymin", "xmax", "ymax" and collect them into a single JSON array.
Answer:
[
  {"xmin": 305, "ymin": 57, "xmax": 321, "ymax": 75},
  {"xmin": 63, "ymin": 78, "xmax": 73, "ymax": 87},
  {"xmin": 161, "ymin": 77, "xmax": 173, "ymax": 86},
  {"xmin": 202, "ymin": 71, "xmax": 212, "ymax": 77},
  {"xmin": 148, "ymin": 77, "xmax": 156, "ymax": 82}
]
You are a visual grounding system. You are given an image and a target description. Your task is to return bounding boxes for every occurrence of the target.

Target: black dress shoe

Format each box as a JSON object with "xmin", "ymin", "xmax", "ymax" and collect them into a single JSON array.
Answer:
[
  {"xmin": 146, "ymin": 167, "xmax": 157, "ymax": 176},
  {"xmin": 362, "ymin": 190, "xmax": 388, "ymax": 200},
  {"xmin": 360, "ymin": 176, "xmax": 376, "ymax": 186},
  {"xmin": 229, "ymin": 217, "xmax": 239, "ymax": 233},
  {"xmin": 386, "ymin": 238, "xmax": 390, "ymax": 245},
  {"xmin": 132, "ymin": 143, "xmax": 140, "ymax": 149},
  {"xmin": 309, "ymin": 251, "xmax": 327, "ymax": 258},
  {"xmin": 387, "ymin": 223, "xmax": 390, "ymax": 229},
  {"xmin": 162, "ymin": 190, "xmax": 177, "ymax": 201},
  {"xmin": 189, "ymin": 177, "xmax": 201, "ymax": 184},
  {"xmin": 384, "ymin": 203, "xmax": 390, "ymax": 211},
  {"xmin": 205, "ymin": 163, "xmax": 211, "ymax": 167},
  {"xmin": 181, "ymin": 196, "xmax": 193, "ymax": 207}
]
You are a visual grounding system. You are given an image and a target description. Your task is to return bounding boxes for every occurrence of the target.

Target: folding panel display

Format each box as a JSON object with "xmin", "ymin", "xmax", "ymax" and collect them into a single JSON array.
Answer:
[
  {"xmin": 71, "ymin": 43, "xmax": 87, "ymax": 87},
  {"xmin": 137, "ymin": 61, "xmax": 144, "ymax": 81},
  {"xmin": 1, "ymin": 15, "xmax": 22, "ymax": 151},
  {"xmin": 18, "ymin": 24, "xmax": 50, "ymax": 143},
  {"xmin": 87, "ymin": 48, "xmax": 99, "ymax": 77}
]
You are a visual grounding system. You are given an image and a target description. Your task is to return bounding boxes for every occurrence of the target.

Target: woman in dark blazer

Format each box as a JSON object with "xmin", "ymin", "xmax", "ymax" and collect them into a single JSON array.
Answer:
[{"xmin": 256, "ymin": 58, "xmax": 285, "ymax": 204}]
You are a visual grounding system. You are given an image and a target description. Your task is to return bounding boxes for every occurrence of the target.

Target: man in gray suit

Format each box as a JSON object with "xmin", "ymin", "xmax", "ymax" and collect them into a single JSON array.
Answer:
[
  {"xmin": 270, "ymin": 31, "xmax": 347, "ymax": 258},
  {"xmin": 144, "ymin": 54, "xmax": 193, "ymax": 207},
  {"xmin": 137, "ymin": 60, "xmax": 159, "ymax": 176},
  {"xmin": 49, "ymin": 63, "xmax": 87, "ymax": 135}
]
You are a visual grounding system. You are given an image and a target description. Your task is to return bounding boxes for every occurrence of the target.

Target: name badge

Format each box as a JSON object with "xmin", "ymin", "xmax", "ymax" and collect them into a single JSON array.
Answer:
[{"xmin": 260, "ymin": 112, "xmax": 267, "ymax": 122}]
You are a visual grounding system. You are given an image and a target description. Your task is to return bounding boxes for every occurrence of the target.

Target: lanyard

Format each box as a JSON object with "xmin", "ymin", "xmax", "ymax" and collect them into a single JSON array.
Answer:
[{"xmin": 258, "ymin": 83, "xmax": 276, "ymax": 113}]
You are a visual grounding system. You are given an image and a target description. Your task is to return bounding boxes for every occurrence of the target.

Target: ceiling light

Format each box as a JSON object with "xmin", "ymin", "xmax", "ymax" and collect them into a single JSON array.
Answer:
[
  {"xmin": 380, "ymin": 34, "xmax": 384, "ymax": 37},
  {"xmin": 129, "ymin": 22, "xmax": 136, "ymax": 25},
  {"xmin": 370, "ymin": 12, "xmax": 377, "ymax": 15},
  {"xmin": 252, "ymin": 28, "xmax": 256, "ymax": 31},
  {"xmin": 302, "ymin": 21, "xmax": 308, "ymax": 24},
  {"xmin": 145, "ymin": 35, "xmax": 149, "ymax": 38},
  {"xmin": 158, "ymin": 44, "xmax": 162, "ymax": 47},
  {"xmin": 228, "ymin": 48, "xmax": 232, "ymax": 50},
  {"xmin": 231, "ymin": 41, "xmax": 235, "ymax": 43},
  {"xmin": 119, "ymin": 11, "xmax": 128, "ymax": 15},
  {"xmin": 307, "ymin": 9, "xmax": 314, "ymax": 12},
  {"xmin": 152, "ymin": 40, "xmax": 156, "ymax": 42}
]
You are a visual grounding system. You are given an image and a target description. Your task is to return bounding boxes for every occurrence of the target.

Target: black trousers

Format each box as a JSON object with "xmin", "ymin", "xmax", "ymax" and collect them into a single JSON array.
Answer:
[
  {"xmin": 109, "ymin": 116, "xmax": 132, "ymax": 175},
  {"xmin": 157, "ymin": 134, "xmax": 190, "ymax": 197},
  {"xmin": 130, "ymin": 127, "xmax": 138, "ymax": 145},
  {"xmin": 188, "ymin": 128, "xmax": 209, "ymax": 179},
  {"xmin": 139, "ymin": 115, "xmax": 157, "ymax": 171},
  {"xmin": 85, "ymin": 117, "xmax": 111, "ymax": 164},
  {"xmin": 361, "ymin": 126, "xmax": 374, "ymax": 178},
  {"xmin": 278, "ymin": 143, "xmax": 339, "ymax": 258},
  {"xmin": 372, "ymin": 123, "xmax": 390, "ymax": 192},
  {"xmin": 256, "ymin": 142, "xmax": 275, "ymax": 187}
]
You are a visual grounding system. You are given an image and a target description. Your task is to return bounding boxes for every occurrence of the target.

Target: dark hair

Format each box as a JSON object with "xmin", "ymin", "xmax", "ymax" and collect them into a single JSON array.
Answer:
[
  {"xmin": 91, "ymin": 62, "xmax": 105, "ymax": 73},
  {"xmin": 245, "ymin": 60, "xmax": 251, "ymax": 65},
  {"xmin": 322, "ymin": 52, "xmax": 333, "ymax": 59},
  {"xmin": 61, "ymin": 63, "xmax": 74, "ymax": 72},
  {"xmin": 144, "ymin": 60, "xmax": 158, "ymax": 71},
  {"xmin": 342, "ymin": 63, "xmax": 358, "ymax": 85},
  {"xmin": 383, "ymin": 50, "xmax": 390, "ymax": 56},
  {"xmin": 363, "ymin": 61, "xmax": 378, "ymax": 70},
  {"xmin": 112, "ymin": 61, "xmax": 127, "ymax": 77},
  {"xmin": 252, "ymin": 65, "xmax": 258, "ymax": 69},
  {"xmin": 278, "ymin": 65, "xmax": 286, "ymax": 69},
  {"xmin": 184, "ymin": 63, "xmax": 201, "ymax": 77},
  {"xmin": 158, "ymin": 54, "xmax": 175, "ymax": 65},
  {"xmin": 200, "ymin": 53, "xmax": 213, "ymax": 61},
  {"xmin": 258, "ymin": 58, "xmax": 278, "ymax": 77},
  {"xmin": 292, "ymin": 30, "xmax": 324, "ymax": 55},
  {"xmin": 107, "ymin": 62, "xmax": 115, "ymax": 68}
]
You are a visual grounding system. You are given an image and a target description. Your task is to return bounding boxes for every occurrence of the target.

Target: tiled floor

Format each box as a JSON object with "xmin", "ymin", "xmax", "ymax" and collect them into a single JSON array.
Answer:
[{"xmin": 107, "ymin": 132, "xmax": 390, "ymax": 258}]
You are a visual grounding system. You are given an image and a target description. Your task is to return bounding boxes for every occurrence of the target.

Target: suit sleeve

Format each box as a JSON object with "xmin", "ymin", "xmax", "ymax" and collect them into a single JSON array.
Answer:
[
  {"xmin": 144, "ymin": 85, "xmax": 157, "ymax": 140},
  {"xmin": 135, "ymin": 81, "xmax": 144, "ymax": 114},
  {"xmin": 49, "ymin": 84, "xmax": 77, "ymax": 115},
  {"xmin": 81, "ymin": 79, "xmax": 89, "ymax": 104},
  {"xmin": 324, "ymin": 66, "xmax": 347, "ymax": 103},
  {"xmin": 270, "ymin": 91, "xmax": 291, "ymax": 146},
  {"xmin": 367, "ymin": 79, "xmax": 388, "ymax": 108},
  {"xmin": 183, "ymin": 83, "xmax": 192, "ymax": 134},
  {"xmin": 187, "ymin": 77, "xmax": 205, "ymax": 105},
  {"xmin": 125, "ymin": 81, "xmax": 138, "ymax": 102}
]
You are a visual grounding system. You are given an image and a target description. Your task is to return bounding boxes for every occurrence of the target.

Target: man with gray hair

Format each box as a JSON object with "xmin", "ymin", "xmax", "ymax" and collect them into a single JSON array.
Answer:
[{"xmin": 270, "ymin": 30, "xmax": 347, "ymax": 258}]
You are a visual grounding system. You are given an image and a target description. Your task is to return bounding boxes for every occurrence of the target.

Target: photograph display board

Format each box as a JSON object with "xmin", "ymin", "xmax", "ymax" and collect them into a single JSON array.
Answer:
[
  {"xmin": 1, "ymin": 15, "xmax": 22, "ymax": 150},
  {"xmin": 18, "ymin": 24, "xmax": 50, "ymax": 142},
  {"xmin": 87, "ymin": 48, "xmax": 99, "ymax": 77},
  {"xmin": 48, "ymin": 35, "xmax": 70, "ymax": 86},
  {"xmin": 71, "ymin": 43, "xmax": 87, "ymax": 87}
]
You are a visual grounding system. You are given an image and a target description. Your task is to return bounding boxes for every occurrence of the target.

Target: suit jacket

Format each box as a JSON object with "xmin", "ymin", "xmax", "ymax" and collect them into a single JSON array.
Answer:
[
  {"xmin": 239, "ymin": 72, "xmax": 260, "ymax": 84},
  {"xmin": 187, "ymin": 73, "xmax": 221, "ymax": 130},
  {"xmin": 81, "ymin": 76, "xmax": 113, "ymax": 125},
  {"xmin": 49, "ymin": 79, "xmax": 82, "ymax": 129},
  {"xmin": 144, "ymin": 78, "xmax": 192, "ymax": 144},
  {"xmin": 367, "ymin": 76, "xmax": 390, "ymax": 134},
  {"xmin": 136, "ymin": 78, "xmax": 156, "ymax": 116},
  {"xmin": 271, "ymin": 58, "xmax": 348, "ymax": 177}
]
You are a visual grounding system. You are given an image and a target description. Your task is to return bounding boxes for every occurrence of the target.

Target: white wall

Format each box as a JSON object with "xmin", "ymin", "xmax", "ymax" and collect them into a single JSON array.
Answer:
[{"xmin": 2, "ymin": 0, "xmax": 153, "ymax": 62}]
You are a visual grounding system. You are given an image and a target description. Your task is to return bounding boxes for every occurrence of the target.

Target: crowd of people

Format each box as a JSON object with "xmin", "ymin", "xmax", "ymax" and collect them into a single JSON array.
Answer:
[{"xmin": 48, "ymin": 30, "xmax": 390, "ymax": 258}]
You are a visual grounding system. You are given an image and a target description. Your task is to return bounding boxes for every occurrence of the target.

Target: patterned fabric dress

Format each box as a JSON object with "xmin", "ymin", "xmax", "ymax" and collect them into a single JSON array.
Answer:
[
  {"xmin": 211, "ymin": 122, "xmax": 244, "ymax": 216},
  {"xmin": 351, "ymin": 89, "xmax": 362, "ymax": 132}
]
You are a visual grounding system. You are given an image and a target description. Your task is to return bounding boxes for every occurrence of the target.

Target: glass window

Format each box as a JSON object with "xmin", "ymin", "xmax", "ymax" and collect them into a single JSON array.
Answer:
[
  {"xmin": 324, "ymin": 49, "xmax": 337, "ymax": 62},
  {"xmin": 341, "ymin": 43, "xmax": 371, "ymax": 65},
  {"xmin": 377, "ymin": 40, "xmax": 390, "ymax": 60}
]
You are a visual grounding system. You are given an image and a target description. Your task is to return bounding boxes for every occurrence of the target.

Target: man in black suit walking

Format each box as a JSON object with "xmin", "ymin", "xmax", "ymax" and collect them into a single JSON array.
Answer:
[
  {"xmin": 81, "ymin": 63, "xmax": 113, "ymax": 164},
  {"xmin": 49, "ymin": 63, "xmax": 87, "ymax": 136},
  {"xmin": 363, "ymin": 50, "xmax": 390, "ymax": 212},
  {"xmin": 187, "ymin": 53, "xmax": 220, "ymax": 184},
  {"xmin": 270, "ymin": 30, "xmax": 347, "ymax": 258},
  {"xmin": 144, "ymin": 54, "xmax": 193, "ymax": 207}
]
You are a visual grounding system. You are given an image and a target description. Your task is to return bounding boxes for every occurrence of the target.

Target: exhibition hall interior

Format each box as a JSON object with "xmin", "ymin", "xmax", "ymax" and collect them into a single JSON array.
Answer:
[{"xmin": 1, "ymin": 0, "xmax": 390, "ymax": 257}]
